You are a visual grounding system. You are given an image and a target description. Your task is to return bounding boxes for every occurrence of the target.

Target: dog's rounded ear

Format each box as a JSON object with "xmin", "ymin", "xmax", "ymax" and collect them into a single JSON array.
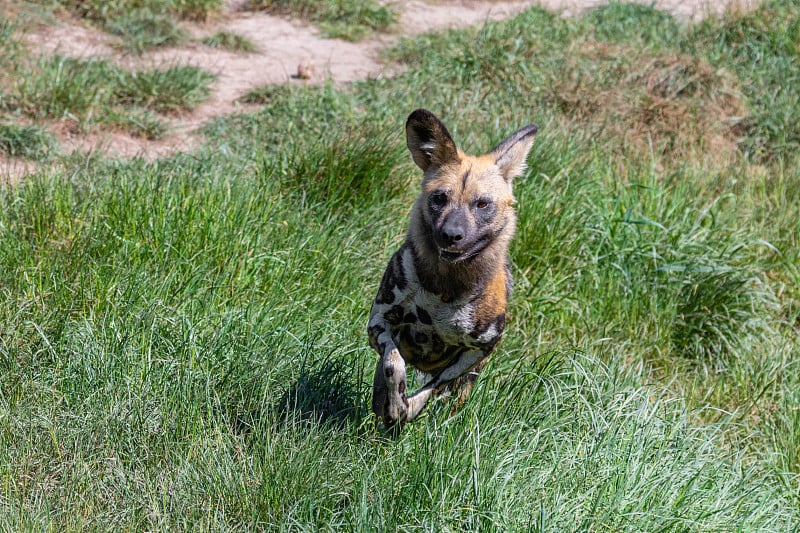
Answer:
[
  {"xmin": 490, "ymin": 124, "xmax": 538, "ymax": 182},
  {"xmin": 406, "ymin": 109, "xmax": 460, "ymax": 171}
]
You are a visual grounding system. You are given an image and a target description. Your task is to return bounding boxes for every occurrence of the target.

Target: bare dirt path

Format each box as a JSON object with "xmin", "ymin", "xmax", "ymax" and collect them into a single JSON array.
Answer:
[{"xmin": 16, "ymin": 0, "xmax": 756, "ymax": 165}]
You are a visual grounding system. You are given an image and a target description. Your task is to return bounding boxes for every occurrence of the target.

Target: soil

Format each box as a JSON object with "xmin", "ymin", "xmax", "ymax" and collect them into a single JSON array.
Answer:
[{"xmin": 2, "ymin": 0, "xmax": 758, "ymax": 180}]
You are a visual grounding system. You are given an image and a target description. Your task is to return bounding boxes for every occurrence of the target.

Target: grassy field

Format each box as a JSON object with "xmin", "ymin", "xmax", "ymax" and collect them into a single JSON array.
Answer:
[
  {"xmin": 248, "ymin": 0, "xmax": 397, "ymax": 41},
  {"xmin": 2, "ymin": 1, "xmax": 800, "ymax": 530},
  {"xmin": 0, "ymin": 22, "xmax": 215, "ymax": 143}
]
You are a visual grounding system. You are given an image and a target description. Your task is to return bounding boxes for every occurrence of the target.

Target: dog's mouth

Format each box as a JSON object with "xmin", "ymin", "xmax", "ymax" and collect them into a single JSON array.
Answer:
[
  {"xmin": 439, "ymin": 249, "xmax": 465, "ymax": 262},
  {"xmin": 438, "ymin": 235, "xmax": 491, "ymax": 263}
]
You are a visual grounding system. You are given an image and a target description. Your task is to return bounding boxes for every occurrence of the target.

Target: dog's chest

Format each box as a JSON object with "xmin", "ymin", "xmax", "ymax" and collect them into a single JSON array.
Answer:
[
  {"xmin": 370, "ymin": 242, "xmax": 508, "ymax": 374},
  {"xmin": 386, "ymin": 290, "xmax": 503, "ymax": 373}
]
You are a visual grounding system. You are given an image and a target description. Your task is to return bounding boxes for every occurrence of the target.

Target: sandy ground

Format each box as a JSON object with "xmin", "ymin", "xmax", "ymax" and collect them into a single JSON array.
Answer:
[{"xmin": 3, "ymin": 0, "xmax": 757, "ymax": 179}]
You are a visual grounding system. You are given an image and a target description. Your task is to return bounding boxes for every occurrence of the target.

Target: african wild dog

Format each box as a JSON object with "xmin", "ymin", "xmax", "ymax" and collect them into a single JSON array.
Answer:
[{"xmin": 368, "ymin": 109, "xmax": 538, "ymax": 431}]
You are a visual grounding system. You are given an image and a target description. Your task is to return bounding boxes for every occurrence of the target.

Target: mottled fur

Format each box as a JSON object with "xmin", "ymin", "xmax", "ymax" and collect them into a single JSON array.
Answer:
[{"xmin": 368, "ymin": 109, "xmax": 538, "ymax": 432}]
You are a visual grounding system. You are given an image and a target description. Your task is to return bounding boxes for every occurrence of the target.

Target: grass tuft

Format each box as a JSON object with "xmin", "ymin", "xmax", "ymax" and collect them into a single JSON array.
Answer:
[
  {"xmin": 108, "ymin": 8, "xmax": 189, "ymax": 54},
  {"xmin": 201, "ymin": 31, "xmax": 258, "ymax": 53},
  {"xmin": 249, "ymin": 0, "xmax": 397, "ymax": 41},
  {"xmin": 544, "ymin": 46, "xmax": 746, "ymax": 164},
  {"xmin": 207, "ymin": 83, "xmax": 359, "ymax": 156},
  {"xmin": 109, "ymin": 109, "xmax": 169, "ymax": 139},
  {"xmin": 55, "ymin": 0, "xmax": 222, "ymax": 23},
  {"xmin": 586, "ymin": 1, "xmax": 682, "ymax": 48},
  {"xmin": 0, "ymin": 123, "xmax": 58, "ymax": 160},
  {"xmin": 668, "ymin": 258, "xmax": 778, "ymax": 361},
  {"xmin": 112, "ymin": 65, "xmax": 216, "ymax": 113},
  {"xmin": 237, "ymin": 84, "xmax": 299, "ymax": 105},
  {"xmin": 172, "ymin": 0, "xmax": 223, "ymax": 21},
  {"xmin": 284, "ymin": 126, "xmax": 409, "ymax": 211},
  {"xmin": 5, "ymin": 55, "xmax": 109, "ymax": 122},
  {"xmin": 691, "ymin": 0, "xmax": 800, "ymax": 162},
  {"xmin": 2, "ymin": 55, "xmax": 213, "ymax": 135},
  {"xmin": 0, "ymin": 20, "xmax": 23, "ymax": 73}
]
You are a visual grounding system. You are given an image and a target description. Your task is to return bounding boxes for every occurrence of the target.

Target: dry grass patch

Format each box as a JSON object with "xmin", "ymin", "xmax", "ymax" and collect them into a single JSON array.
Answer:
[{"xmin": 547, "ymin": 42, "xmax": 747, "ymax": 166}]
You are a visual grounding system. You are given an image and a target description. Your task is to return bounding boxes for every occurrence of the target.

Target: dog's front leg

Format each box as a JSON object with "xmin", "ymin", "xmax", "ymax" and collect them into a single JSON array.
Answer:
[
  {"xmin": 405, "ymin": 349, "xmax": 487, "ymax": 422},
  {"xmin": 368, "ymin": 320, "xmax": 408, "ymax": 429}
]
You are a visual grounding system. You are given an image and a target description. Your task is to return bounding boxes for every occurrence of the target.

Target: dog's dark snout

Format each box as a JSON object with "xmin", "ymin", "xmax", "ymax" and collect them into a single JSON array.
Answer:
[
  {"xmin": 443, "ymin": 224, "xmax": 464, "ymax": 243},
  {"xmin": 441, "ymin": 211, "xmax": 467, "ymax": 245}
]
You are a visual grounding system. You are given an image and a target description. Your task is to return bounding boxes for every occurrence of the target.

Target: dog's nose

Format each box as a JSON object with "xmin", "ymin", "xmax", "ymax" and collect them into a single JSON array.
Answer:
[
  {"xmin": 443, "ymin": 226, "xmax": 463, "ymax": 243},
  {"xmin": 441, "ymin": 213, "xmax": 466, "ymax": 245}
]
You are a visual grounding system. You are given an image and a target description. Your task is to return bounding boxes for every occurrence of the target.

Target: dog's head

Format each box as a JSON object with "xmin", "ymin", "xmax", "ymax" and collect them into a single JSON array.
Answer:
[{"xmin": 406, "ymin": 109, "xmax": 538, "ymax": 264}]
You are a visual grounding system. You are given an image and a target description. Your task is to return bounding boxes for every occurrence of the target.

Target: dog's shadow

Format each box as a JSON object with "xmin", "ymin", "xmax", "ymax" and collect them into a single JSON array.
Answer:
[{"xmin": 270, "ymin": 355, "xmax": 367, "ymax": 430}]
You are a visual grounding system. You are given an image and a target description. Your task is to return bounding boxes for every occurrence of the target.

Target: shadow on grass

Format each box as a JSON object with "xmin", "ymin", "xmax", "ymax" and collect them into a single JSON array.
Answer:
[
  {"xmin": 273, "ymin": 355, "xmax": 367, "ymax": 428},
  {"xmin": 226, "ymin": 348, "xmax": 371, "ymax": 438}
]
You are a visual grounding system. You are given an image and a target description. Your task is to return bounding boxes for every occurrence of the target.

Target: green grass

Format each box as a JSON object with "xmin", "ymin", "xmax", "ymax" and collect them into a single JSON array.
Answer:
[
  {"xmin": 692, "ymin": 1, "xmax": 800, "ymax": 162},
  {"xmin": 201, "ymin": 31, "xmax": 258, "ymax": 53},
  {"xmin": 0, "ymin": 123, "xmax": 58, "ymax": 160},
  {"xmin": 109, "ymin": 108, "xmax": 169, "ymax": 140},
  {"xmin": 250, "ymin": 0, "xmax": 397, "ymax": 41},
  {"xmin": 5, "ymin": 55, "xmax": 110, "ymax": 121},
  {"xmin": 1, "ymin": 53, "xmax": 212, "ymax": 137},
  {"xmin": 112, "ymin": 65, "xmax": 216, "ymax": 113},
  {"xmin": 172, "ymin": 0, "xmax": 223, "ymax": 21},
  {"xmin": 2, "ymin": 1, "xmax": 800, "ymax": 529},
  {"xmin": 54, "ymin": 0, "xmax": 222, "ymax": 23},
  {"xmin": 107, "ymin": 8, "xmax": 190, "ymax": 54},
  {"xmin": 586, "ymin": 1, "xmax": 682, "ymax": 47},
  {"xmin": 43, "ymin": 0, "xmax": 222, "ymax": 53}
]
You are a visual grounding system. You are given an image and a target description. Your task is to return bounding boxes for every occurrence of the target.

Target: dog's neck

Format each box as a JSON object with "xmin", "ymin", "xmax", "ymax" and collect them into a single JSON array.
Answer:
[{"xmin": 408, "ymin": 230, "xmax": 506, "ymax": 300}]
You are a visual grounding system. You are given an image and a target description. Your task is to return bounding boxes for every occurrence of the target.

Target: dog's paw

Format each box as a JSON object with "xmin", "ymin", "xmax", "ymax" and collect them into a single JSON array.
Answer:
[
  {"xmin": 382, "ymin": 389, "xmax": 408, "ymax": 433},
  {"xmin": 372, "ymin": 368, "xmax": 407, "ymax": 431}
]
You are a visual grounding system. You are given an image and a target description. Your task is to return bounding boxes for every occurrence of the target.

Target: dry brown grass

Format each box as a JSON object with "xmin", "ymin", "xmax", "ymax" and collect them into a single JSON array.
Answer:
[{"xmin": 547, "ymin": 41, "xmax": 747, "ymax": 168}]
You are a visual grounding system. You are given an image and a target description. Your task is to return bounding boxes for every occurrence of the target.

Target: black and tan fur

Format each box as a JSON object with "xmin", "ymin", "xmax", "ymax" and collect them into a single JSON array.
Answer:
[{"xmin": 368, "ymin": 109, "xmax": 538, "ymax": 431}]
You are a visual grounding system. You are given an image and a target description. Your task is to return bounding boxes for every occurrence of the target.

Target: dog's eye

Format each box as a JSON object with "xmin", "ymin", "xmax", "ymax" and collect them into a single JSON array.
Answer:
[
  {"xmin": 429, "ymin": 192, "xmax": 448, "ymax": 209},
  {"xmin": 475, "ymin": 199, "xmax": 491, "ymax": 209}
]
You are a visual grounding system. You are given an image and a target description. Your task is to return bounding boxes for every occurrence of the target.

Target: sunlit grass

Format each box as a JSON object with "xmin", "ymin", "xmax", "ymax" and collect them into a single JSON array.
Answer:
[
  {"xmin": 0, "ymin": 123, "xmax": 58, "ymax": 160},
  {"xmin": 249, "ymin": 0, "xmax": 397, "ymax": 41},
  {"xmin": 1, "ymin": 1, "xmax": 799, "ymax": 529},
  {"xmin": 201, "ymin": 31, "xmax": 258, "ymax": 53},
  {"xmin": 1, "ymin": 53, "xmax": 212, "ymax": 137}
]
